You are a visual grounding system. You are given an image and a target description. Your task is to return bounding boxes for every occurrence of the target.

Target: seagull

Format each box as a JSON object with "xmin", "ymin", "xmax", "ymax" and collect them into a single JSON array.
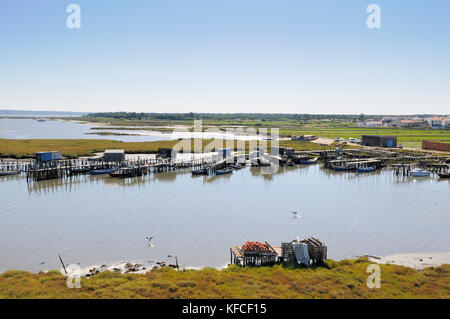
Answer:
[
  {"xmin": 291, "ymin": 211, "xmax": 300, "ymax": 219},
  {"xmin": 146, "ymin": 236, "xmax": 155, "ymax": 248}
]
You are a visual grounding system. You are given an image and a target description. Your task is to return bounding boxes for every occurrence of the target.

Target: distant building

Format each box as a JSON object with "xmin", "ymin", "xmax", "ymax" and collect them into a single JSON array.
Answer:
[
  {"xmin": 365, "ymin": 121, "xmax": 383, "ymax": 127},
  {"xmin": 103, "ymin": 149, "xmax": 125, "ymax": 162},
  {"xmin": 398, "ymin": 119, "xmax": 417, "ymax": 127},
  {"xmin": 422, "ymin": 141, "xmax": 450, "ymax": 152},
  {"xmin": 381, "ymin": 117, "xmax": 395, "ymax": 126},
  {"xmin": 35, "ymin": 151, "xmax": 62, "ymax": 162},
  {"xmin": 444, "ymin": 117, "xmax": 450, "ymax": 129},
  {"xmin": 361, "ymin": 135, "xmax": 397, "ymax": 148},
  {"xmin": 428, "ymin": 116, "xmax": 443, "ymax": 128},
  {"xmin": 271, "ymin": 146, "xmax": 285, "ymax": 156}
]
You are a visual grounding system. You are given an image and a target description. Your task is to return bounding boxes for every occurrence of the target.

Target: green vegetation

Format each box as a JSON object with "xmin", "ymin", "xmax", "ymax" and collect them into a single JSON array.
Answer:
[
  {"xmin": 0, "ymin": 139, "xmax": 349, "ymax": 159},
  {"xmin": 0, "ymin": 259, "xmax": 448, "ymax": 299},
  {"xmin": 85, "ymin": 112, "xmax": 381, "ymax": 122},
  {"xmin": 77, "ymin": 113, "xmax": 450, "ymax": 149},
  {"xmin": 278, "ymin": 128, "xmax": 450, "ymax": 148}
]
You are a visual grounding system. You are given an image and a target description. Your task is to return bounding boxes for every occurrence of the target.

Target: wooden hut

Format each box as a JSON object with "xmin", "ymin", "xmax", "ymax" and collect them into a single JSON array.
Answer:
[
  {"xmin": 230, "ymin": 241, "xmax": 278, "ymax": 266},
  {"xmin": 281, "ymin": 237, "xmax": 327, "ymax": 265}
]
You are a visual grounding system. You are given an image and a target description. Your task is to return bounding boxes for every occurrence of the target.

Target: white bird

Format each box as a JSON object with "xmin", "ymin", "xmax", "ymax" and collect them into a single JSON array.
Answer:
[
  {"xmin": 291, "ymin": 211, "xmax": 300, "ymax": 219},
  {"xmin": 146, "ymin": 236, "xmax": 155, "ymax": 248}
]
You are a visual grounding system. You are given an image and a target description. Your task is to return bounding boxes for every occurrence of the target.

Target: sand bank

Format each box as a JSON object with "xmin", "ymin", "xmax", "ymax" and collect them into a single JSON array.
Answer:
[{"xmin": 368, "ymin": 252, "xmax": 450, "ymax": 270}]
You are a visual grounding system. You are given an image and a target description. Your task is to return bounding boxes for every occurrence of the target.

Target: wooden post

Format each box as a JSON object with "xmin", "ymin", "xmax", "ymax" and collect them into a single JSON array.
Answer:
[{"xmin": 58, "ymin": 254, "xmax": 67, "ymax": 274}]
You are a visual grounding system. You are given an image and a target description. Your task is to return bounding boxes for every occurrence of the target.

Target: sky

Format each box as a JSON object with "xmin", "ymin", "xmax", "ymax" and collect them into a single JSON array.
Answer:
[{"xmin": 0, "ymin": 0, "xmax": 449, "ymax": 114}]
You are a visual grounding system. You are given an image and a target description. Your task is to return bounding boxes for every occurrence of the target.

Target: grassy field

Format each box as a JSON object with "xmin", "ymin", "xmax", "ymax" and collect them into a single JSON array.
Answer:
[
  {"xmin": 78, "ymin": 117, "xmax": 450, "ymax": 149},
  {"xmin": 278, "ymin": 128, "xmax": 450, "ymax": 148},
  {"xmin": 0, "ymin": 138, "xmax": 350, "ymax": 158},
  {"xmin": 0, "ymin": 259, "xmax": 448, "ymax": 299},
  {"xmin": 4, "ymin": 116, "xmax": 449, "ymax": 149}
]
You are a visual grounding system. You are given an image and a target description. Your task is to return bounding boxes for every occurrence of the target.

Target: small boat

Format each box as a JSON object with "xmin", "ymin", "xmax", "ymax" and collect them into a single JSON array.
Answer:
[
  {"xmin": 299, "ymin": 157, "xmax": 318, "ymax": 165},
  {"xmin": 109, "ymin": 168, "xmax": 138, "ymax": 178},
  {"xmin": 90, "ymin": 168, "xmax": 116, "ymax": 175},
  {"xmin": 356, "ymin": 166, "xmax": 376, "ymax": 173},
  {"xmin": 437, "ymin": 172, "xmax": 450, "ymax": 178},
  {"xmin": 69, "ymin": 167, "xmax": 90, "ymax": 174},
  {"xmin": 330, "ymin": 164, "xmax": 356, "ymax": 172},
  {"xmin": 215, "ymin": 168, "xmax": 233, "ymax": 175},
  {"xmin": 410, "ymin": 168, "xmax": 431, "ymax": 177},
  {"xmin": 0, "ymin": 170, "xmax": 19, "ymax": 176},
  {"xmin": 192, "ymin": 168, "xmax": 209, "ymax": 176},
  {"xmin": 231, "ymin": 164, "xmax": 242, "ymax": 170},
  {"xmin": 288, "ymin": 161, "xmax": 295, "ymax": 167},
  {"xmin": 36, "ymin": 118, "xmax": 46, "ymax": 122}
]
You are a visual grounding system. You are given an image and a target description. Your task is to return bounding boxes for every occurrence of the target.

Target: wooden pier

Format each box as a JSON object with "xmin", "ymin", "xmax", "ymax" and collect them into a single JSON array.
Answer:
[{"xmin": 23, "ymin": 156, "xmax": 216, "ymax": 182}]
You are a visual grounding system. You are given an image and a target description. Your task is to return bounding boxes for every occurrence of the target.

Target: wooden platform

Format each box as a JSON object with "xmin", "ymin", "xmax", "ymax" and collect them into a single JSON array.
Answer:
[{"xmin": 230, "ymin": 243, "xmax": 279, "ymax": 266}]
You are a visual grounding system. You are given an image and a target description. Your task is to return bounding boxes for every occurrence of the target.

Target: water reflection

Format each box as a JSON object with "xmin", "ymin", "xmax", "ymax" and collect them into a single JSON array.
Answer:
[
  {"xmin": 22, "ymin": 165, "xmax": 446, "ymax": 194},
  {"xmin": 1, "ymin": 163, "xmax": 448, "ymax": 273}
]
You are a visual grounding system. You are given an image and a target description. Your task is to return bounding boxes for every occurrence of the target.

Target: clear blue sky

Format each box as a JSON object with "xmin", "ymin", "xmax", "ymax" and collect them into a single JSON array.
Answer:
[{"xmin": 0, "ymin": 0, "xmax": 449, "ymax": 114}]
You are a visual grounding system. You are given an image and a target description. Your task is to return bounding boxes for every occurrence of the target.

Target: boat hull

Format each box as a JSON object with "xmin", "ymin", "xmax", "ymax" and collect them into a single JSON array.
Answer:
[
  {"xmin": 356, "ymin": 167, "xmax": 376, "ymax": 173},
  {"xmin": 192, "ymin": 169, "xmax": 208, "ymax": 176},
  {"xmin": 215, "ymin": 168, "xmax": 233, "ymax": 175},
  {"xmin": 69, "ymin": 168, "xmax": 90, "ymax": 174},
  {"xmin": 438, "ymin": 173, "xmax": 450, "ymax": 178},
  {"xmin": 90, "ymin": 168, "xmax": 116, "ymax": 175},
  {"xmin": 411, "ymin": 172, "xmax": 431, "ymax": 177},
  {"xmin": 0, "ymin": 171, "xmax": 19, "ymax": 176},
  {"xmin": 299, "ymin": 157, "xmax": 318, "ymax": 165},
  {"xmin": 331, "ymin": 165, "xmax": 356, "ymax": 172}
]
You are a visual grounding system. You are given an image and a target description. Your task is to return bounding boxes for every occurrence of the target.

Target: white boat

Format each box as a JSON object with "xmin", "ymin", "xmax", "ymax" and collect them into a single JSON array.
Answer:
[
  {"xmin": 410, "ymin": 168, "xmax": 431, "ymax": 177},
  {"xmin": 0, "ymin": 170, "xmax": 19, "ymax": 176}
]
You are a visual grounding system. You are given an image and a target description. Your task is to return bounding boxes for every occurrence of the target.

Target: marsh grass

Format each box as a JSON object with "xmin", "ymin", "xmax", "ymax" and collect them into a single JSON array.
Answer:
[
  {"xmin": 0, "ymin": 259, "xmax": 448, "ymax": 299},
  {"xmin": 0, "ymin": 139, "xmax": 350, "ymax": 158}
]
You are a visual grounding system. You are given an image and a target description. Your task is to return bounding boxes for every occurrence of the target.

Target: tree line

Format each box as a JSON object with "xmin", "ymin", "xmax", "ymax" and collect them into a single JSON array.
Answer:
[{"xmin": 85, "ymin": 112, "xmax": 381, "ymax": 121}]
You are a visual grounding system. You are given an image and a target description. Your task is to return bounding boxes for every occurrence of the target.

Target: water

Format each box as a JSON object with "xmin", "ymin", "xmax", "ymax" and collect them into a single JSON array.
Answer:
[
  {"xmin": 0, "ymin": 165, "xmax": 448, "ymax": 273},
  {"xmin": 0, "ymin": 118, "xmax": 265, "ymax": 142}
]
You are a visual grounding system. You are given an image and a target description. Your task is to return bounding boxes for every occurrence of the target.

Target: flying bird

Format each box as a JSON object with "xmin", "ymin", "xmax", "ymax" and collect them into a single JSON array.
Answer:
[
  {"xmin": 291, "ymin": 211, "xmax": 301, "ymax": 219},
  {"xmin": 146, "ymin": 236, "xmax": 155, "ymax": 248}
]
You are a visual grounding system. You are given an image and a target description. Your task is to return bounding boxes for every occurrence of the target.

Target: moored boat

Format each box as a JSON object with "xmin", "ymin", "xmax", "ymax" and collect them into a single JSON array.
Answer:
[
  {"xmin": 231, "ymin": 164, "xmax": 242, "ymax": 170},
  {"xmin": 215, "ymin": 167, "xmax": 233, "ymax": 175},
  {"xmin": 330, "ymin": 164, "xmax": 356, "ymax": 172},
  {"xmin": 192, "ymin": 168, "xmax": 209, "ymax": 176},
  {"xmin": 299, "ymin": 157, "xmax": 318, "ymax": 165},
  {"xmin": 437, "ymin": 172, "xmax": 450, "ymax": 178},
  {"xmin": 410, "ymin": 168, "xmax": 431, "ymax": 177},
  {"xmin": 69, "ymin": 167, "xmax": 90, "ymax": 174},
  {"xmin": 90, "ymin": 168, "xmax": 116, "ymax": 175},
  {"xmin": 356, "ymin": 166, "xmax": 376, "ymax": 173},
  {"xmin": 0, "ymin": 170, "xmax": 19, "ymax": 176},
  {"xmin": 109, "ymin": 169, "xmax": 133, "ymax": 178}
]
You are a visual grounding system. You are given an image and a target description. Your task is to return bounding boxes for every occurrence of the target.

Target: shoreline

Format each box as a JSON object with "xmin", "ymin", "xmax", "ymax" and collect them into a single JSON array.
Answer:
[
  {"xmin": 368, "ymin": 252, "xmax": 450, "ymax": 270},
  {"xmin": 3, "ymin": 252, "xmax": 448, "ymax": 277}
]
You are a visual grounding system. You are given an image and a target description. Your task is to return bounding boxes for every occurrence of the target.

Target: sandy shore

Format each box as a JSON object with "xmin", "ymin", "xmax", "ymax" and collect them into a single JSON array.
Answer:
[{"xmin": 368, "ymin": 252, "xmax": 450, "ymax": 270}]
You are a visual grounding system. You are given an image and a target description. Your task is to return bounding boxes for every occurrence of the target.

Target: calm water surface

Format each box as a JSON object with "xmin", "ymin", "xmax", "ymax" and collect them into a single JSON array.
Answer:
[
  {"xmin": 0, "ymin": 165, "xmax": 448, "ymax": 272},
  {"xmin": 0, "ymin": 118, "xmax": 263, "ymax": 142}
]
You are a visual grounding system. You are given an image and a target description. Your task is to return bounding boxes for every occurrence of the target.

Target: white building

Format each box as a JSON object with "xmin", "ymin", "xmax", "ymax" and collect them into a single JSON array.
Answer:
[
  {"xmin": 428, "ymin": 117, "xmax": 443, "ymax": 128},
  {"xmin": 365, "ymin": 121, "xmax": 382, "ymax": 127},
  {"xmin": 444, "ymin": 117, "xmax": 450, "ymax": 128}
]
